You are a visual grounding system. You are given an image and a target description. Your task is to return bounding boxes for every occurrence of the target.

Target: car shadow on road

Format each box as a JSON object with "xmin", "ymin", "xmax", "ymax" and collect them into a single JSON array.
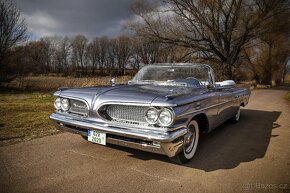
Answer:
[
  {"xmin": 184, "ymin": 109, "xmax": 281, "ymax": 171},
  {"xmin": 108, "ymin": 109, "xmax": 281, "ymax": 171}
]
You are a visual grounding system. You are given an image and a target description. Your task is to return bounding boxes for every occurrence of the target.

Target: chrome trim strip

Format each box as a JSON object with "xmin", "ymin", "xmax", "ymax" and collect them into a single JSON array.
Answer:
[{"xmin": 177, "ymin": 99, "xmax": 237, "ymax": 117}]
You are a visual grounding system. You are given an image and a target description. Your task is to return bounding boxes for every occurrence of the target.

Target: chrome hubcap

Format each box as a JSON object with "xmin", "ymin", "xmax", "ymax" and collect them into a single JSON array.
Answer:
[{"xmin": 184, "ymin": 125, "xmax": 196, "ymax": 154}]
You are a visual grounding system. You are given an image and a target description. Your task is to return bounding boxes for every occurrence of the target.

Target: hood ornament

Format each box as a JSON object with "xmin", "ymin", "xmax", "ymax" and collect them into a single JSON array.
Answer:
[{"xmin": 110, "ymin": 77, "xmax": 116, "ymax": 86}]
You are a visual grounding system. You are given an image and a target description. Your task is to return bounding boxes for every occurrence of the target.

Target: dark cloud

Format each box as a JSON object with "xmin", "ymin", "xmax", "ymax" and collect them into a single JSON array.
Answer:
[{"xmin": 15, "ymin": 0, "xmax": 135, "ymax": 39}]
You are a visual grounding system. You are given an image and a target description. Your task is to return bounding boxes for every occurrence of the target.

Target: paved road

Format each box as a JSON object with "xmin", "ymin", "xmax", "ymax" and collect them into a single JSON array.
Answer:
[{"xmin": 1, "ymin": 89, "xmax": 290, "ymax": 193}]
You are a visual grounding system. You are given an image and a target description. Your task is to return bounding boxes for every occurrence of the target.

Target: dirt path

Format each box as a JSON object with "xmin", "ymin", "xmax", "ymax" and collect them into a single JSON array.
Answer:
[{"xmin": 0, "ymin": 89, "xmax": 289, "ymax": 193}]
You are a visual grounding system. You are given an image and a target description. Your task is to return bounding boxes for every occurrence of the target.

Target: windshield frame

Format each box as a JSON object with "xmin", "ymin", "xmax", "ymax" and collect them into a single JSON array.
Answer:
[{"xmin": 129, "ymin": 63, "xmax": 215, "ymax": 87}]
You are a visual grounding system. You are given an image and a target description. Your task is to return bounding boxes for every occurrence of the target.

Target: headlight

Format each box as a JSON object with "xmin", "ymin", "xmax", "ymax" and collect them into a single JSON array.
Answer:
[
  {"xmin": 158, "ymin": 108, "xmax": 174, "ymax": 126},
  {"xmin": 54, "ymin": 97, "xmax": 61, "ymax": 110},
  {"xmin": 145, "ymin": 107, "xmax": 158, "ymax": 124},
  {"xmin": 61, "ymin": 98, "xmax": 70, "ymax": 111}
]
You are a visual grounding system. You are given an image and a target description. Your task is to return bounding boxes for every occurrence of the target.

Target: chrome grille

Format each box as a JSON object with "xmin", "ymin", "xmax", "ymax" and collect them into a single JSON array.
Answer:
[
  {"xmin": 100, "ymin": 104, "xmax": 148, "ymax": 124},
  {"xmin": 68, "ymin": 99, "xmax": 88, "ymax": 116}
]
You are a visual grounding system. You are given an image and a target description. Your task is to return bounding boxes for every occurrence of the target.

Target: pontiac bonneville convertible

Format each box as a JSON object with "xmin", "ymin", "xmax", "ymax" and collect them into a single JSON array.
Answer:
[{"xmin": 50, "ymin": 64, "xmax": 250, "ymax": 164}]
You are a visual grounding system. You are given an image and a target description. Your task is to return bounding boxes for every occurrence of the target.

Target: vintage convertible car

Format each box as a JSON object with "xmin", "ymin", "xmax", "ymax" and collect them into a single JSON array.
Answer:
[{"xmin": 50, "ymin": 64, "xmax": 250, "ymax": 164}]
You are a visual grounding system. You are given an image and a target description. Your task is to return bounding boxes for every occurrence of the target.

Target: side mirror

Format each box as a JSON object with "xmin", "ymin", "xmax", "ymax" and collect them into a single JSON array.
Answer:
[{"xmin": 110, "ymin": 77, "xmax": 116, "ymax": 86}]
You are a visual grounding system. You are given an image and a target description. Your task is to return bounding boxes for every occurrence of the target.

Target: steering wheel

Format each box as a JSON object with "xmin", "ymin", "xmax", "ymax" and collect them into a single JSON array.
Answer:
[{"xmin": 186, "ymin": 77, "xmax": 202, "ymax": 85}]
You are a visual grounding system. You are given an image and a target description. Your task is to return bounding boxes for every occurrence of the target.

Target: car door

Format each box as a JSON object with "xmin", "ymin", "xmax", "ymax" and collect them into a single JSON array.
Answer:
[{"xmin": 217, "ymin": 88, "xmax": 236, "ymax": 124}]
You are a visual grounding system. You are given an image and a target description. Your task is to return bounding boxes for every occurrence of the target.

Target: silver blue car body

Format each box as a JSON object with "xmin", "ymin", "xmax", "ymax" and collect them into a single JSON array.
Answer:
[{"xmin": 50, "ymin": 64, "xmax": 250, "ymax": 161}]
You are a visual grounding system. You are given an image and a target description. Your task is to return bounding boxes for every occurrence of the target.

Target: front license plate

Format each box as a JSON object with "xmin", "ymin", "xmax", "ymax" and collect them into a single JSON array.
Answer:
[{"xmin": 88, "ymin": 130, "xmax": 106, "ymax": 145}]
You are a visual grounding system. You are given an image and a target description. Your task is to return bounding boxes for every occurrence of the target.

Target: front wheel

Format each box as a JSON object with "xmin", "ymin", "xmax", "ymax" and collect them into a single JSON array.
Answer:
[{"xmin": 170, "ymin": 119, "xmax": 199, "ymax": 164}]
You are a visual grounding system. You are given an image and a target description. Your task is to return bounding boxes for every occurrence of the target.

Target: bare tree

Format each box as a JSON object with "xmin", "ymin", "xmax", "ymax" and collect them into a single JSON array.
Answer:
[
  {"xmin": 240, "ymin": 6, "xmax": 290, "ymax": 85},
  {"xmin": 111, "ymin": 36, "xmax": 132, "ymax": 75},
  {"xmin": 71, "ymin": 35, "xmax": 88, "ymax": 76},
  {"xmin": 87, "ymin": 38, "xmax": 100, "ymax": 74},
  {"xmin": 0, "ymin": 0, "xmax": 27, "ymax": 79},
  {"xmin": 99, "ymin": 37, "xmax": 109, "ymax": 75},
  {"xmin": 127, "ymin": 0, "xmax": 290, "ymax": 79},
  {"xmin": 132, "ymin": 37, "xmax": 160, "ymax": 65},
  {"xmin": 40, "ymin": 36, "xmax": 62, "ymax": 73},
  {"xmin": 55, "ymin": 36, "xmax": 71, "ymax": 75}
]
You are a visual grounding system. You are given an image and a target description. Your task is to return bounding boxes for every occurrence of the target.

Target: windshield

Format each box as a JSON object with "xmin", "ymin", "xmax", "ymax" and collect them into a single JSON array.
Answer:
[{"xmin": 130, "ymin": 64, "xmax": 212, "ymax": 87}]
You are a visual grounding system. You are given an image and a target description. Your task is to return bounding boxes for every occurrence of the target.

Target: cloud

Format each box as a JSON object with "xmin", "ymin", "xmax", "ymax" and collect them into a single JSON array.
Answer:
[
  {"xmin": 15, "ymin": 0, "xmax": 135, "ymax": 39},
  {"xmin": 23, "ymin": 11, "xmax": 60, "ymax": 37}
]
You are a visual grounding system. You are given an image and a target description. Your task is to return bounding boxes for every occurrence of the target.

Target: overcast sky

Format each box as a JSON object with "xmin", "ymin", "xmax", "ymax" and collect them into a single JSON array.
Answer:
[{"xmin": 15, "ymin": 0, "xmax": 135, "ymax": 39}]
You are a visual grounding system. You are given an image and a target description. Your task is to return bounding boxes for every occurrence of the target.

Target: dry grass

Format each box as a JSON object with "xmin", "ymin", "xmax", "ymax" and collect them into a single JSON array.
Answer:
[
  {"xmin": 0, "ymin": 76, "xmax": 132, "ymax": 146},
  {"xmin": 285, "ymin": 92, "xmax": 290, "ymax": 101},
  {"xmin": 4, "ymin": 76, "xmax": 132, "ymax": 92},
  {"xmin": 0, "ymin": 92, "xmax": 58, "ymax": 146},
  {"xmin": 285, "ymin": 74, "xmax": 290, "ymax": 85}
]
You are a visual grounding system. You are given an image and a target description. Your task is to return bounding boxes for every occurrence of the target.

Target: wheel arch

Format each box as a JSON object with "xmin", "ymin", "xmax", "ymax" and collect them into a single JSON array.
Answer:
[{"xmin": 192, "ymin": 113, "xmax": 209, "ymax": 134}]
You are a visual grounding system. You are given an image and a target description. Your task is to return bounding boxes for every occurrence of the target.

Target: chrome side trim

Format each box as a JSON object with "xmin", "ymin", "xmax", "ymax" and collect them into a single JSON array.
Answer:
[{"xmin": 177, "ymin": 99, "xmax": 237, "ymax": 117}]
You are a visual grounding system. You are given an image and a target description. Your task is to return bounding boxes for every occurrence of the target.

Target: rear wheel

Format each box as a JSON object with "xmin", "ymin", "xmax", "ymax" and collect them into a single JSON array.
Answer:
[
  {"xmin": 230, "ymin": 106, "xmax": 241, "ymax": 123},
  {"xmin": 170, "ymin": 119, "xmax": 199, "ymax": 164}
]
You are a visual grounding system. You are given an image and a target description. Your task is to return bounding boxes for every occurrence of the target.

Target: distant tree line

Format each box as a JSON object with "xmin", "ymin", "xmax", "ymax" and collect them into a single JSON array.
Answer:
[
  {"xmin": 0, "ymin": 0, "xmax": 290, "ymax": 85},
  {"xmin": 2, "ymin": 34, "xmax": 195, "ymax": 78}
]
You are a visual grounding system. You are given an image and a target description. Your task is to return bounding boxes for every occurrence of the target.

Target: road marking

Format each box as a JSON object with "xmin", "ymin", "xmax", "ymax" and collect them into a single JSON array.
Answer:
[{"xmin": 130, "ymin": 167, "xmax": 181, "ymax": 184}]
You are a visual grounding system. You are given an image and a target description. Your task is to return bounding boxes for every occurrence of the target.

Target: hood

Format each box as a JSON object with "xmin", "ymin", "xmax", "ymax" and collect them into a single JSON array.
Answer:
[
  {"xmin": 56, "ymin": 84, "xmax": 206, "ymax": 108},
  {"xmin": 95, "ymin": 84, "xmax": 203, "ymax": 106}
]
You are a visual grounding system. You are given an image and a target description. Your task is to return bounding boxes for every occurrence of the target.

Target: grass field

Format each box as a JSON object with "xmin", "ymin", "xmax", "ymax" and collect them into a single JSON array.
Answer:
[
  {"xmin": 0, "ymin": 92, "xmax": 58, "ymax": 146},
  {"xmin": 0, "ymin": 75, "xmax": 132, "ymax": 146}
]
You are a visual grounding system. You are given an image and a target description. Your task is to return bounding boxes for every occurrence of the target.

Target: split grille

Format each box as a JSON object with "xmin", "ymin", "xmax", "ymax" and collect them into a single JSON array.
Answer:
[{"xmin": 99, "ymin": 104, "xmax": 148, "ymax": 124}]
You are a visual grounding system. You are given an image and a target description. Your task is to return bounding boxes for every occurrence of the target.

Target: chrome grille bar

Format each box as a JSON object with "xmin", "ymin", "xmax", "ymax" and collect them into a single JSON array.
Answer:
[{"xmin": 102, "ymin": 104, "xmax": 148, "ymax": 123}]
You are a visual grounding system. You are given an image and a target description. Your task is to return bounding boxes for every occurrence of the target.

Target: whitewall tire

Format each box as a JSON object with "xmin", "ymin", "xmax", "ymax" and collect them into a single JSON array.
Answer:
[{"xmin": 170, "ymin": 119, "xmax": 199, "ymax": 164}]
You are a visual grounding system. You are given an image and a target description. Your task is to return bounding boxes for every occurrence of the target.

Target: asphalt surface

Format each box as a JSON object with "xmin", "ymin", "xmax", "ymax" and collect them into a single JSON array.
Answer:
[{"xmin": 1, "ymin": 89, "xmax": 290, "ymax": 193}]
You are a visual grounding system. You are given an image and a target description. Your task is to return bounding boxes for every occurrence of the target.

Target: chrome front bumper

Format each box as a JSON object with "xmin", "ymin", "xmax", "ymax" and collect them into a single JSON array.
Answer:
[{"xmin": 50, "ymin": 113, "xmax": 187, "ymax": 157}]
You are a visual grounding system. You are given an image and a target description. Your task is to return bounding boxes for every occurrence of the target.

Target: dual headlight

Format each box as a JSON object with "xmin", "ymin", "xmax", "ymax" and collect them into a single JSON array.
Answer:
[
  {"xmin": 54, "ymin": 97, "xmax": 70, "ymax": 111},
  {"xmin": 145, "ymin": 107, "xmax": 174, "ymax": 127}
]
